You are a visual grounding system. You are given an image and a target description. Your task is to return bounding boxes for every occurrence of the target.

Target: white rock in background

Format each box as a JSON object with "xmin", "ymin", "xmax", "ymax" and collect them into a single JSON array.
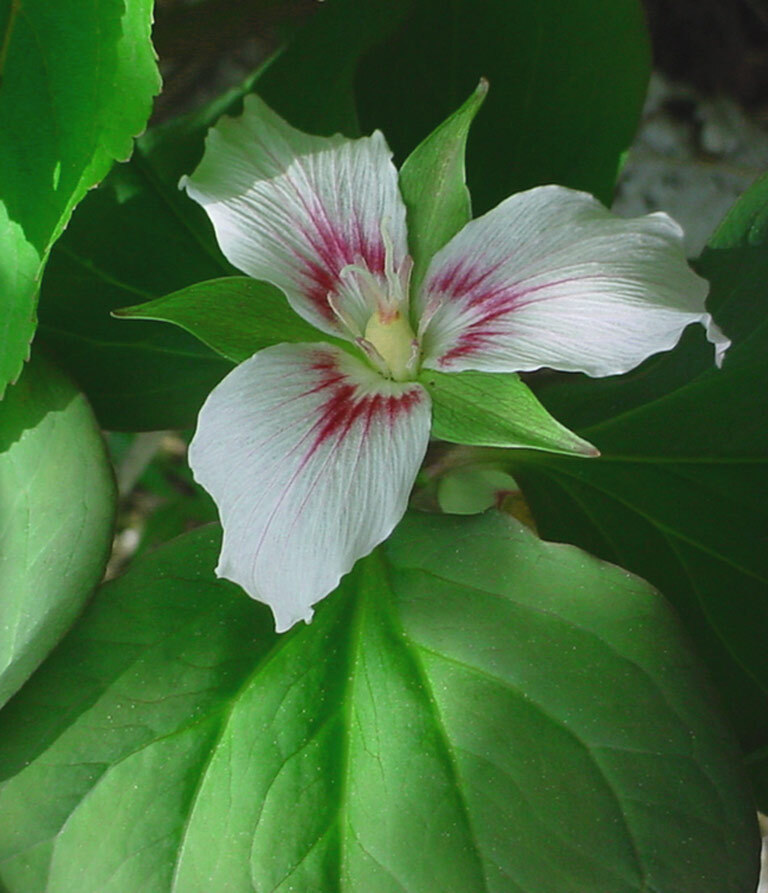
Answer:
[{"xmin": 613, "ymin": 73, "xmax": 768, "ymax": 256}]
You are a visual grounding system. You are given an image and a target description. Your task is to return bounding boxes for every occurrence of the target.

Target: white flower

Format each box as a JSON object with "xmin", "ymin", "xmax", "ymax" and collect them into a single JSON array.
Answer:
[{"xmin": 182, "ymin": 95, "xmax": 728, "ymax": 632}]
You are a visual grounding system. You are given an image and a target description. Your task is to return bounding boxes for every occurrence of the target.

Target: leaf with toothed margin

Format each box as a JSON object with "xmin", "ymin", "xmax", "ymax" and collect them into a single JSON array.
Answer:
[{"xmin": 0, "ymin": 515, "xmax": 758, "ymax": 892}]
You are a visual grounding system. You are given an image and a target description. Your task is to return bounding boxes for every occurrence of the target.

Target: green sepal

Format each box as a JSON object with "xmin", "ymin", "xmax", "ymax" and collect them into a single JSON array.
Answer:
[
  {"xmin": 115, "ymin": 277, "xmax": 342, "ymax": 364},
  {"xmin": 421, "ymin": 367, "xmax": 598, "ymax": 456},
  {"xmin": 398, "ymin": 80, "xmax": 488, "ymax": 291}
]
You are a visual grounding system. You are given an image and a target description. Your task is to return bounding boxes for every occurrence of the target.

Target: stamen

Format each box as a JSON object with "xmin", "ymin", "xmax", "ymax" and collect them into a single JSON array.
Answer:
[
  {"xmin": 339, "ymin": 262, "xmax": 389, "ymax": 309},
  {"xmin": 327, "ymin": 292, "xmax": 361, "ymax": 337},
  {"xmin": 379, "ymin": 217, "xmax": 410, "ymax": 313},
  {"xmin": 355, "ymin": 336, "xmax": 391, "ymax": 379},
  {"xmin": 399, "ymin": 254, "xmax": 414, "ymax": 299},
  {"xmin": 406, "ymin": 338, "xmax": 421, "ymax": 377},
  {"xmin": 417, "ymin": 292, "xmax": 446, "ymax": 338}
]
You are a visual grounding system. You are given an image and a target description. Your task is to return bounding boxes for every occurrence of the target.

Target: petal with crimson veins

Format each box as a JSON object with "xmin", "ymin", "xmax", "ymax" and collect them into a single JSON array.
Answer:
[{"xmin": 188, "ymin": 343, "xmax": 431, "ymax": 632}]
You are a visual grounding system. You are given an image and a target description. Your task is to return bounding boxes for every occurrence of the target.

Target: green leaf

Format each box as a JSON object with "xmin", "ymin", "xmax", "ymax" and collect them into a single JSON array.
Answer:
[
  {"xmin": 399, "ymin": 80, "xmax": 488, "ymax": 291},
  {"xmin": 0, "ymin": 353, "xmax": 115, "ymax": 708},
  {"xmin": 437, "ymin": 467, "xmax": 518, "ymax": 515},
  {"xmin": 32, "ymin": 60, "xmax": 289, "ymax": 431},
  {"xmin": 257, "ymin": 0, "xmax": 411, "ymax": 136},
  {"xmin": 36, "ymin": 142, "xmax": 236, "ymax": 432},
  {"xmin": 0, "ymin": 0, "xmax": 160, "ymax": 394},
  {"xmin": 507, "ymin": 174, "xmax": 768, "ymax": 752},
  {"xmin": 263, "ymin": 0, "xmax": 650, "ymax": 211},
  {"xmin": 0, "ymin": 516, "xmax": 758, "ymax": 892},
  {"xmin": 422, "ymin": 368, "xmax": 598, "ymax": 456},
  {"xmin": 360, "ymin": 0, "xmax": 650, "ymax": 212},
  {"xmin": 116, "ymin": 277, "xmax": 330, "ymax": 364}
]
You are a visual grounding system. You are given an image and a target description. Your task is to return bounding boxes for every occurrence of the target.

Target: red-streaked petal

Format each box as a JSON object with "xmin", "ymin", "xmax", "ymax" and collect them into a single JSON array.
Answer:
[
  {"xmin": 188, "ymin": 343, "xmax": 431, "ymax": 631},
  {"xmin": 417, "ymin": 185, "xmax": 728, "ymax": 376},
  {"xmin": 181, "ymin": 95, "xmax": 408, "ymax": 340}
]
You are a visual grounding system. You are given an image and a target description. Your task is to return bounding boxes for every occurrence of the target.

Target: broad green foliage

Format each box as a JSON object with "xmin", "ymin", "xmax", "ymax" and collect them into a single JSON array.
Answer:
[
  {"xmin": 36, "ymin": 146, "xmax": 234, "ymax": 432},
  {"xmin": 34, "ymin": 67, "xmax": 276, "ymax": 432},
  {"xmin": 0, "ymin": 515, "xmax": 758, "ymax": 892},
  {"xmin": 423, "ymin": 368, "xmax": 598, "ymax": 456},
  {"xmin": 0, "ymin": 0, "xmax": 160, "ymax": 395},
  {"xmin": 509, "ymin": 175, "xmax": 768, "ymax": 754},
  {"xmin": 262, "ymin": 0, "xmax": 650, "ymax": 211},
  {"xmin": 117, "ymin": 277, "xmax": 333, "ymax": 364},
  {"xmin": 0, "ymin": 354, "xmax": 115, "ymax": 708}
]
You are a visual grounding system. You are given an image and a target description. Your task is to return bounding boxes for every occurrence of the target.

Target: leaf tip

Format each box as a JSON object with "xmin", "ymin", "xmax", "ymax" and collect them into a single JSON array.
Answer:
[
  {"xmin": 111, "ymin": 304, "xmax": 144, "ymax": 320},
  {"xmin": 578, "ymin": 439, "xmax": 601, "ymax": 458}
]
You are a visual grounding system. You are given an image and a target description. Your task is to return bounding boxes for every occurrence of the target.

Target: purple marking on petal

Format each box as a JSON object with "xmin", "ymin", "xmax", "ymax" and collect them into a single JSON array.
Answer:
[
  {"xmin": 301, "ymin": 352, "xmax": 425, "ymax": 458},
  {"xmin": 429, "ymin": 273, "xmax": 603, "ymax": 366},
  {"xmin": 292, "ymin": 213, "xmax": 389, "ymax": 319},
  {"xmin": 429, "ymin": 257, "xmax": 505, "ymax": 303}
]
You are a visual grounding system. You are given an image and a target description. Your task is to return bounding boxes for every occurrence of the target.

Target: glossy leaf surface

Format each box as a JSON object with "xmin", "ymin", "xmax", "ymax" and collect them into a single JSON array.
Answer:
[
  {"xmin": 0, "ymin": 354, "xmax": 115, "ymax": 707},
  {"xmin": 510, "ymin": 174, "xmax": 768, "ymax": 753},
  {"xmin": 0, "ymin": 0, "xmax": 159, "ymax": 393},
  {"xmin": 0, "ymin": 515, "xmax": 757, "ymax": 892}
]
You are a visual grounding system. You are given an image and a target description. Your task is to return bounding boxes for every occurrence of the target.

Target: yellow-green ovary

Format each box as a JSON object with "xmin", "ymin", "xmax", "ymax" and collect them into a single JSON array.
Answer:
[{"xmin": 364, "ymin": 310, "xmax": 417, "ymax": 381}]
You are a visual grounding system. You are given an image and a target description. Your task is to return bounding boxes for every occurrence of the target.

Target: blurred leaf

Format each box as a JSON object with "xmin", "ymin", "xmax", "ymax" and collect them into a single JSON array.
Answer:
[
  {"xmin": 437, "ymin": 467, "xmax": 517, "ymax": 515},
  {"xmin": 0, "ymin": 0, "xmax": 160, "ymax": 394},
  {"xmin": 0, "ymin": 514, "xmax": 758, "ymax": 892},
  {"xmin": 508, "ymin": 173, "xmax": 768, "ymax": 753},
  {"xmin": 0, "ymin": 354, "xmax": 115, "ymax": 707},
  {"xmin": 262, "ymin": 0, "xmax": 650, "ymax": 211}
]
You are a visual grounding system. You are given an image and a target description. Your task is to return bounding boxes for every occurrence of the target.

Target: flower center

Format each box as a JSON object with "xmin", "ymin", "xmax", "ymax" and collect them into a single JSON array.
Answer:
[
  {"xmin": 363, "ymin": 307, "xmax": 417, "ymax": 382},
  {"xmin": 336, "ymin": 218, "xmax": 420, "ymax": 381}
]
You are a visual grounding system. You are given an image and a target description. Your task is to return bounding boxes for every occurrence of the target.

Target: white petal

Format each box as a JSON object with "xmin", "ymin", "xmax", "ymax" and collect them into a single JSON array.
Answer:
[
  {"xmin": 182, "ymin": 95, "xmax": 409, "ymax": 340},
  {"xmin": 417, "ymin": 185, "xmax": 728, "ymax": 376},
  {"xmin": 189, "ymin": 343, "xmax": 431, "ymax": 632}
]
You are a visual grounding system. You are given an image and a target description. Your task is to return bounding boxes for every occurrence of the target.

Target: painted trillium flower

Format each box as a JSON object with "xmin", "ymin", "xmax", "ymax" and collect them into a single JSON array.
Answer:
[{"xmin": 182, "ymin": 95, "xmax": 728, "ymax": 632}]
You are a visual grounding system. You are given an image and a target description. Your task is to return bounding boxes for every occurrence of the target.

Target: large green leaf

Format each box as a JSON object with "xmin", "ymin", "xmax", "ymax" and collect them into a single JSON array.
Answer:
[
  {"xmin": 0, "ymin": 515, "xmax": 758, "ymax": 892},
  {"xmin": 262, "ymin": 0, "xmax": 650, "ymax": 211},
  {"xmin": 506, "ymin": 175, "xmax": 768, "ymax": 754},
  {"xmin": 0, "ymin": 353, "xmax": 115, "ymax": 708},
  {"xmin": 0, "ymin": 0, "xmax": 159, "ymax": 394}
]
